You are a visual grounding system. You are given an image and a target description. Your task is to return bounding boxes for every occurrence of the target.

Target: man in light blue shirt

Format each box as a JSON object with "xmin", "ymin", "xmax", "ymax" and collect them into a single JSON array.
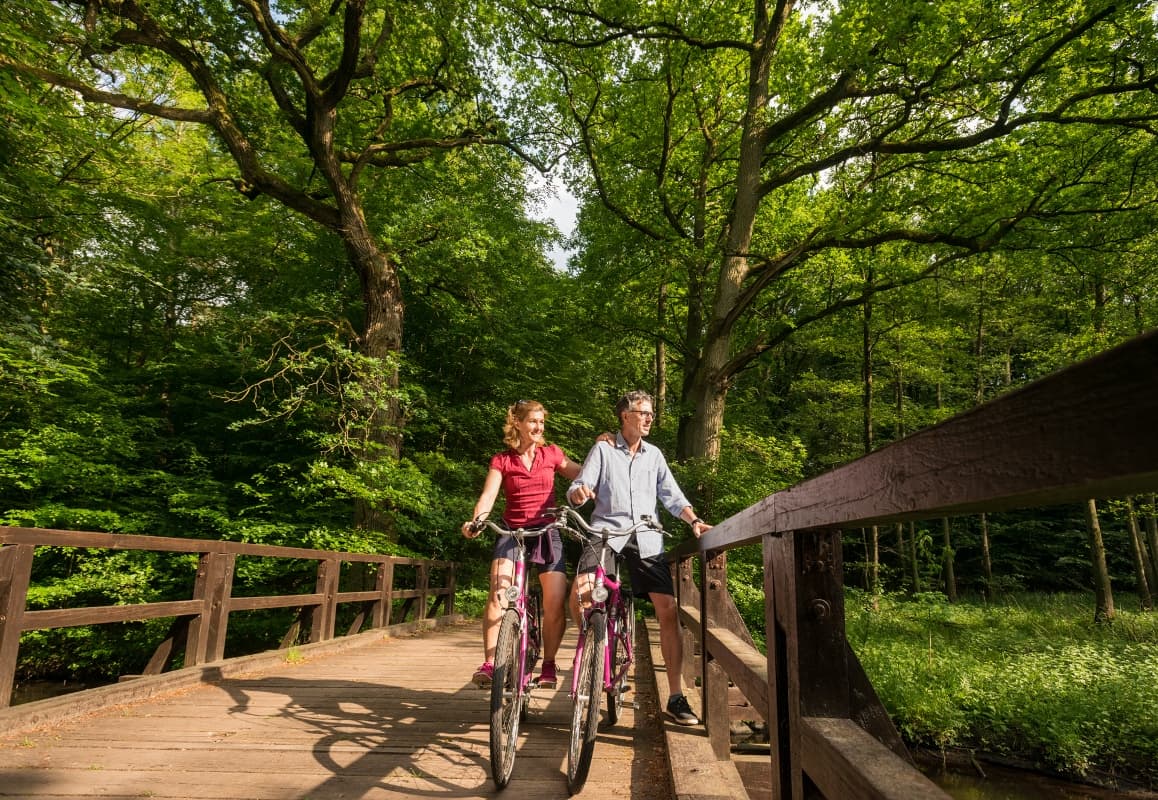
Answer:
[{"xmin": 568, "ymin": 390, "xmax": 712, "ymax": 726}]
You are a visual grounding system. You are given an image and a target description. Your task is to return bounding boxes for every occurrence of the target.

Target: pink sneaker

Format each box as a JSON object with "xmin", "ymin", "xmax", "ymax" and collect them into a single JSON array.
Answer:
[
  {"xmin": 472, "ymin": 662, "xmax": 493, "ymax": 687},
  {"xmin": 537, "ymin": 660, "xmax": 557, "ymax": 689}
]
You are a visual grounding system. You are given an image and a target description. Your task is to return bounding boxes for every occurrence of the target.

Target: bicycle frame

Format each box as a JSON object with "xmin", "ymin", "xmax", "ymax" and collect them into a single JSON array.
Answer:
[
  {"xmin": 500, "ymin": 528, "xmax": 540, "ymax": 688},
  {"xmin": 552, "ymin": 506, "xmax": 665, "ymax": 794},
  {"xmin": 472, "ymin": 519, "xmax": 549, "ymax": 789},
  {"xmin": 571, "ymin": 543, "xmax": 629, "ymax": 695}
]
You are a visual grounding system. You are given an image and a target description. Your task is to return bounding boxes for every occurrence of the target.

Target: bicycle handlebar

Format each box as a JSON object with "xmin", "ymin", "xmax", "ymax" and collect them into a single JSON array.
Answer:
[
  {"xmin": 543, "ymin": 505, "xmax": 669, "ymax": 542},
  {"xmin": 468, "ymin": 517, "xmax": 551, "ymax": 538}
]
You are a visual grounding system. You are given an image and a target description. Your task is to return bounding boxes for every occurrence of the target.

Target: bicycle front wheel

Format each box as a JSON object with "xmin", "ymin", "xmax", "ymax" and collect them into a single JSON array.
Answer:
[
  {"xmin": 490, "ymin": 609, "xmax": 524, "ymax": 788},
  {"xmin": 520, "ymin": 589, "xmax": 542, "ymax": 723},
  {"xmin": 567, "ymin": 610, "xmax": 605, "ymax": 794},
  {"xmin": 606, "ymin": 594, "xmax": 634, "ymax": 726}
]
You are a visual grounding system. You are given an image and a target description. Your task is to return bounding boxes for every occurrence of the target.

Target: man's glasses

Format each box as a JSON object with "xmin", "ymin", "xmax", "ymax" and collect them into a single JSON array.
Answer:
[{"xmin": 627, "ymin": 410, "xmax": 655, "ymax": 420}]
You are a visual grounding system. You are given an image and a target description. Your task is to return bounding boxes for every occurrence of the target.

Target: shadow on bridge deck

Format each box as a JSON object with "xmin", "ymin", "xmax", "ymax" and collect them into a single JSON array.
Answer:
[{"xmin": 0, "ymin": 616, "xmax": 748, "ymax": 800}]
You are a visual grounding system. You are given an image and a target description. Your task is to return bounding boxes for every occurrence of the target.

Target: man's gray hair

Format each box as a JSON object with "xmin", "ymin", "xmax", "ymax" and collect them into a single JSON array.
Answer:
[{"xmin": 615, "ymin": 390, "xmax": 654, "ymax": 420}]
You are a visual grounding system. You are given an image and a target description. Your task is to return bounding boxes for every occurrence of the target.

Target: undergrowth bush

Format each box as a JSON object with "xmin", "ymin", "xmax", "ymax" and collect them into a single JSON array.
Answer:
[{"xmin": 846, "ymin": 590, "xmax": 1158, "ymax": 786}]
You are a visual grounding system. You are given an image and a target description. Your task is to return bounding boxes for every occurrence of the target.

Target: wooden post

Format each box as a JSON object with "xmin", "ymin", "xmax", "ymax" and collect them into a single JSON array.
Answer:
[
  {"xmin": 373, "ymin": 560, "xmax": 395, "ymax": 628},
  {"xmin": 0, "ymin": 544, "xmax": 34, "ymax": 708},
  {"xmin": 445, "ymin": 563, "xmax": 457, "ymax": 615},
  {"xmin": 704, "ymin": 549, "xmax": 731, "ymax": 759},
  {"xmin": 187, "ymin": 551, "xmax": 233, "ymax": 666},
  {"xmin": 677, "ymin": 554, "xmax": 701, "ymax": 690},
  {"xmin": 765, "ymin": 532, "xmax": 797, "ymax": 800},
  {"xmin": 416, "ymin": 562, "xmax": 429, "ymax": 620},
  {"xmin": 205, "ymin": 553, "xmax": 236, "ymax": 662},
  {"xmin": 796, "ymin": 529, "xmax": 849, "ymax": 719},
  {"xmin": 311, "ymin": 559, "xmax": 340, "ymax": 642}
]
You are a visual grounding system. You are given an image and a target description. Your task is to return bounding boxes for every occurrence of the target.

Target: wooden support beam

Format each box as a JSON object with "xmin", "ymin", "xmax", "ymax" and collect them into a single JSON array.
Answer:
[{"xmin": 802, "ymin": 717, "xmax": 949, "ymax": 799}]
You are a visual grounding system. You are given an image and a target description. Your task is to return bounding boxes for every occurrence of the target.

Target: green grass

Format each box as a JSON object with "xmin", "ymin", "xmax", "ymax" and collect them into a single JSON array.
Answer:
[{"xmin": 846, "ymin": 590, "xmax": 1158, "ymax": 787}]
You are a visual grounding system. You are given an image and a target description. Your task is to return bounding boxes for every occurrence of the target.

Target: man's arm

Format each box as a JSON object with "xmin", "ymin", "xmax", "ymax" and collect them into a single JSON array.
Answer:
[
  {"xmin": 567, "ymin": 442, "xmax": 606, "ymax": 506},
  {"xmin": 676, "ymin": 505, "xmax": 713, "ymax": 538},
  {"xmin": 655, "ymin": 451, "xmax": 712, "ymax": 537}
]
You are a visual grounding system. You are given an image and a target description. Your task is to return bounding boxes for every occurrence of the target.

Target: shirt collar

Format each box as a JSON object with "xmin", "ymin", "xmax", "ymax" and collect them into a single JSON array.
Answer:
[{"xmin": 615, "ymin": 432, "xmax": 648, "ymax": 453}]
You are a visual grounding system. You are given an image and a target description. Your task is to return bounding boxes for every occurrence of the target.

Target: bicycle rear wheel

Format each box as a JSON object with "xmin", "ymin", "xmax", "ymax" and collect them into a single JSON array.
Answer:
[
  {"xmin": 606, "ymin": 594, "xmax": 634, "ymax": 726},
  {"xmin": 567, "ymin": 610, "xmax": 605, "ymax": 794},
  {"xmin": 490, "ymin": 609, "xmax": 523, "ymax": 788}
]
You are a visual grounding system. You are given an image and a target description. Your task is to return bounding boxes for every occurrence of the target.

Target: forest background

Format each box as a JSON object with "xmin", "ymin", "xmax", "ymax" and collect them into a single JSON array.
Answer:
[{"xmin": 2, "ymin": 0, "xmax": 1158, "ymax": 789}]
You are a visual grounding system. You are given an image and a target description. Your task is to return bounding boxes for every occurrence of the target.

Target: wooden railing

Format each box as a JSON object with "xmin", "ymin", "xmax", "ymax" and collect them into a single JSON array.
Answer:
[
  {"xmin": 671, "ymin": 327, "xmax": 1158, "ymax": 800},
  {"xmin": 0, "ymin": 530, "xmax": 457, "ymax": 708}
]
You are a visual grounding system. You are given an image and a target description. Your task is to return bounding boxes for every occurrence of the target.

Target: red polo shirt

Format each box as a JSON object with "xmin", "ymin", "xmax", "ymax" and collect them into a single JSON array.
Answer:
[{"xmin": 490, "ymin": 443, "xmax": 565, "ymax": 527}]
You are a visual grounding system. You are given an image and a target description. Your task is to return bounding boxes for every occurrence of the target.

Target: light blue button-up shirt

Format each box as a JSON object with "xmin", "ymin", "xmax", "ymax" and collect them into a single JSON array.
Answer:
[{"xmin": 570, "ymin": 432, "xmax": 691, "ymax": 558}]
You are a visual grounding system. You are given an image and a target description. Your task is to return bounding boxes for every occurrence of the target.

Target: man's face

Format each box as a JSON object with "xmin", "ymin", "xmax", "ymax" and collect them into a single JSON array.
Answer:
[{"xmin": 621, "ymin": 401, "xmax": 655, "ymax": 439}]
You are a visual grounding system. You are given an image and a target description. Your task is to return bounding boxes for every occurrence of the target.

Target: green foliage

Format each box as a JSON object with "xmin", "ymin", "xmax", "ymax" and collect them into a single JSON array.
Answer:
[
  {"xmin": 674, "ymin": 426, "xmax": 807, "ymax": 523},
  {"xmin": 848, "ymin": 590, "xmax": 1158, "ymax": 784},
  {"xmin": 2, "ymin": 16, "xmax": 1158, "ymax": 791}
]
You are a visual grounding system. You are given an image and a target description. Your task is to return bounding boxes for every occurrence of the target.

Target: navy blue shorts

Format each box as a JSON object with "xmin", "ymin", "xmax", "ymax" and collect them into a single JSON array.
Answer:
[
  {"xmin": 492, "ymin": 527, "xmax": 567, "ymax": 574},
  {"xmin": 576, "ymin": 539, "xmax": 674, "ymax": 597}
]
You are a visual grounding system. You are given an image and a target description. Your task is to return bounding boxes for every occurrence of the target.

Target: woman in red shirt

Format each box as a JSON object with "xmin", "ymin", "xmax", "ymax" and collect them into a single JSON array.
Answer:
[{"xmin": 462, "ymin": 399, "xmax": 583, "ymax": 688}]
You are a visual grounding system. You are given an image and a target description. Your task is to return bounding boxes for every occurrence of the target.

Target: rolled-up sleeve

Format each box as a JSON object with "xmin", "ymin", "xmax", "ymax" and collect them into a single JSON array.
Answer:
[
  {"xmin": 571, "ymin": 442, "xmax": 605, "ymax": 497},
  {"xmin": 655, "ymin": 451, "xmax": 690, "ymax": 517}
]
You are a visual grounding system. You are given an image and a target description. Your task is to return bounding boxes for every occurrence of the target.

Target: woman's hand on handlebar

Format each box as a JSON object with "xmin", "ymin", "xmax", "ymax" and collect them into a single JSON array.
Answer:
[{"xmin": 462, "ymin": 516, "xmax": 486, "ymax": 538}]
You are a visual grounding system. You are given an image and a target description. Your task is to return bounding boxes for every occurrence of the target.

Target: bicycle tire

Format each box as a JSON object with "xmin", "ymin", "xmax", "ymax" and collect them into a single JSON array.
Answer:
[
  {"xmin": 606, "ymin": 594, "xmax": 634, "ymax": 726},
  {"xmin": 567, "ymin": 610, "xmax": 605, "ymax": 794},
  {"xmin": 521, "ymin": 589, "xmax": 542, "ymax": 722},
  {"xmin": 490, "ymin": 609, "xmax": 523, "ymax": 788}
]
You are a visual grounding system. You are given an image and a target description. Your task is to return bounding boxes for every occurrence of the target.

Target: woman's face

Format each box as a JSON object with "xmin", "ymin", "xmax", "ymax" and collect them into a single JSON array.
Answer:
[{"xmin": 517, "ymin": 409, "xmax": 546, "ymax": 446}]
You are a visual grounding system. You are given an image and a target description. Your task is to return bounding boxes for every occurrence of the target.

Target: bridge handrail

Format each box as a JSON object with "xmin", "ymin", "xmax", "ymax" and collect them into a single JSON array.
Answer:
[
  {"xmin": 668, "ymin": 327, "xmax": 1158, "ymax": 799},
  {"xmin": 0, "ymin": 529, "xmax": 457, "ymax": 708}
]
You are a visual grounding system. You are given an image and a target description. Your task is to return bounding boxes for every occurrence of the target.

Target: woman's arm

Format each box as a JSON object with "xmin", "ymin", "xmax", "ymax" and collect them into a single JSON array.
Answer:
[
  {"xmin": 559, "ymin": 453, "xmax": 583, "ymax": 481},
  {"xmin": 462, "ymin": 467, "xmax": 503, "ymax": 537}
]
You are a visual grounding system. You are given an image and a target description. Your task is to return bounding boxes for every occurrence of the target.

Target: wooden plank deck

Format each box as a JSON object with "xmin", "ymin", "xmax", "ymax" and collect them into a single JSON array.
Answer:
[{"xmin": 0, "ymin": 619, "xmax": 677, "ymax": 800}]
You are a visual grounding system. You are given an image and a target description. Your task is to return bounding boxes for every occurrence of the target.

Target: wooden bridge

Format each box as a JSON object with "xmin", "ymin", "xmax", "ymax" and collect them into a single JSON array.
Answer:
[
  {"xmin": 2, "ymin": 328, "xmax": 1157, "ymax": 799},
  {"xmin": 0, "ymin": 614, "xmax": 704, "ymax": 800}
]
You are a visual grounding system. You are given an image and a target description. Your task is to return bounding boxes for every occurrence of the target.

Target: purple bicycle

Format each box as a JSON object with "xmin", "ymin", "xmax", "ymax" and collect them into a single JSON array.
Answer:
[
  {"xmin": 469, "ymin": 517, "xmax": 549, "ymax": 789},
  {"xmin": 553, "ymin": 506, "xmax": 667, "ymax": 794}
]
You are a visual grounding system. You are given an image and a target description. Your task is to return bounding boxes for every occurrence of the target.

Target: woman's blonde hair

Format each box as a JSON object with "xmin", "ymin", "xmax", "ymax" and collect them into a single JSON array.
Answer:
[{"xmin": 504, "ymin": 399, "xmax": 547, "ymax": 449}]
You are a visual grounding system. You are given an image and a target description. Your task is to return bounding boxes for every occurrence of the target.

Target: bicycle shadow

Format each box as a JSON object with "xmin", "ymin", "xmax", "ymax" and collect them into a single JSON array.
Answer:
[{"xmin": 197, "ymin": 633, "xmax": 668, "ymax": 799}]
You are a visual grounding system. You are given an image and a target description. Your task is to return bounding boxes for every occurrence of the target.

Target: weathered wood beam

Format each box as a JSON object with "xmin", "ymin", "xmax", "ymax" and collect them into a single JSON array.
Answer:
[
  {"xmin": 689, "ymin": 328, "xmax": 1158, "ymax": 554},
  {"xmin": 802, "ymin": 717, "xmax": 948, "ymax": 799}
]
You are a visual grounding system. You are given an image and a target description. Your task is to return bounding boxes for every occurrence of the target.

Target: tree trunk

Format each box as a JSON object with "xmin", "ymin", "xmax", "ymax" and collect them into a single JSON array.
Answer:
[
  {"xmin": 1147, "ymin": 495, "xmax": 1158, "ymax": 583},
  {"xmin": 974, "ymin": 274, "xmax": 985, "ymax": 405},
  {"xmin": 861, "ymin": 286, "xmax": 880, "ymax": 598},
  {"xmin": 980, "ymin": 512, "xmax": 993, "ymax": 600},
  {"xmin": 862, "ymin": 285, "xmax": 874, "ymax": 455},
  {"xmin": 1125, "ymin": 498, "xmax": 1154, "ymax": 611},
  {"xmin": 896, "ymin": 522, "xmax": 906, "ymax": 590},
  {"xmin": 655, "ymin": 281, "xmax": 668, "ymax": 423},
  {"xmin": 676, "ymin": 2, "xmax": 780, "ymax": 461},
  {"xmin": 1084, "ymin": 499, "xmax": 1116, "ymax": 623},
  {"xmin": 909, "ymin": 521, "xmax": 921, "ymax": 594},
  {"xmin": 941, "ymin": 518, "xmax": 957, "ymax": 602},
  {"xmin": 345, "ymin": 216, "xmax": 404, "ymax": 534}
]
